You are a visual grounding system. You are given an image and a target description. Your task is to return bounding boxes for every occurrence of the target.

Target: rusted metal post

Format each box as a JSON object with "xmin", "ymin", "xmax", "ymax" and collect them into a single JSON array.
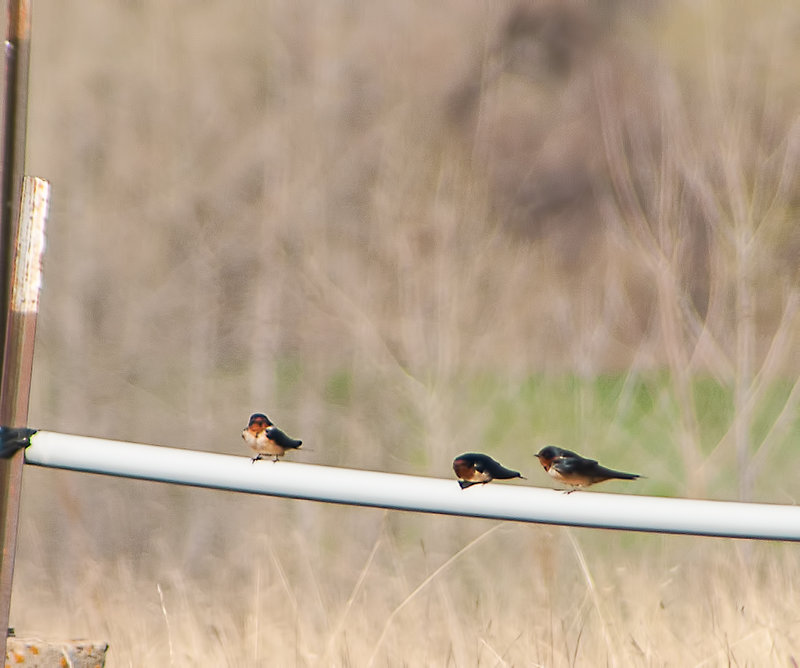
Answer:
[
  {"xmin": 0, "ymin": 0, "xmax": 33, "ymax": 656},
  {"xmin": 0, "ymin": 177, "xmax": 46, "ymax": 658}
]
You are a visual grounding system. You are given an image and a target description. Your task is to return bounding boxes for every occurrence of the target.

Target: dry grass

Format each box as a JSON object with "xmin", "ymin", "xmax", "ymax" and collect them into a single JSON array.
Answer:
[
  {"xmin": 10, "ymin": 0, "xmax": 800, "ymax": 665},
  {"xmin": 12, "ymin": 483, "xmax": 800, "ymax": 666}
]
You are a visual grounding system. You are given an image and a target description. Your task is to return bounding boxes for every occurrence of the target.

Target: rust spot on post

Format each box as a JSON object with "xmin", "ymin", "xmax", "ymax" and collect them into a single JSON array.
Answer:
[{"xmin": 6, "ymin": 1, "xmax": 29, "ymax": 42}]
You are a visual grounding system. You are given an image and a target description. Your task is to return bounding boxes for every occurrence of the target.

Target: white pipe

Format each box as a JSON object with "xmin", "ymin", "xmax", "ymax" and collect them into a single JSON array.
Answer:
[{"xmin": 23, "ymin": 430, "xmax": 800, "ymax": 541}]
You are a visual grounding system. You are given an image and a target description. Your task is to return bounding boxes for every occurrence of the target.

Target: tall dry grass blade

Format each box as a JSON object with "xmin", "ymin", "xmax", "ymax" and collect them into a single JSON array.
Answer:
[
  {"xmin": 564, "ymin": 529, "xmax": 616, "ymax": 666},
  {"xmin": 366, "ymin": 523, "xmax": 504, "ymax": 667},
  {"xmin": 156, "ymin": 583, "xmax": 175, "ymax": 667},
  {"xmin": 693, "ymin": 627, "xmax": 770, "ymax": 668},
  {"xmin": 266, "ymin": 539, "xmax": 299, "ymax": 617},
  {"xmin": 319, "ymin": 513, "xmax": 387, "ymax": 665},
  {"xmin": 252, "ymin": 563, "xmax": 261, "ymax": 666},
  {"xmin": 479, "ymin": 636, "xmax": 512, "ymax": 668}
]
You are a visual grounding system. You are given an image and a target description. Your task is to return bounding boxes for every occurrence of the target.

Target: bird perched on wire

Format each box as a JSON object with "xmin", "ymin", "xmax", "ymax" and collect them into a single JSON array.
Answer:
[
  {"xmin": 452, "ymin": 452, "xmax": 525, "ymax": 489},
  {"xmin": 535, "ymin": 445, "xmax": 641, "ymax": 493},
  {"xmin": 242, "ymin": 413, "xmax": 303, "ymax": 462}
]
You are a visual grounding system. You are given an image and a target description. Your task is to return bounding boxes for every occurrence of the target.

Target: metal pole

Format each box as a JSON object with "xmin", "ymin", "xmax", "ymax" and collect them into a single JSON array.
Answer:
[
  {"xmin": 25, "ymin": 430, "xmax": 800, "ymax": 542},
  {"xmin": 0, "ymin": 2, "xmax": 35, "ymax": 651},
  {"xmin": 0, "ymin": 177, "xmax": 45, "ymax": 655},
  {"xmin": 0, "ymin": 1, "xmax": 29, "ymax": 308}
]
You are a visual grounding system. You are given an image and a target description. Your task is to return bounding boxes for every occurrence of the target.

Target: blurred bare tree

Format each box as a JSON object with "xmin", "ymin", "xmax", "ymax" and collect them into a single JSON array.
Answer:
[{"xmin": 23, "ymin": 0, "xmax": 800, "ymax": 490}]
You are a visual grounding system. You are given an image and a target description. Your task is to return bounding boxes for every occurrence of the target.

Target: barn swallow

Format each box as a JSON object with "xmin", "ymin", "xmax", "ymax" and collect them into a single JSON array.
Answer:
[
  {"xmin": 452, "ymin": 453, "xmax": 524, "ymax": 489},
  {"xmin": 535, "ymin": 445, "xmax": 640, "ymax": 492},
  {"xmin": 242, "ymin": 413, "xmax": 303, "ymax": 462}
]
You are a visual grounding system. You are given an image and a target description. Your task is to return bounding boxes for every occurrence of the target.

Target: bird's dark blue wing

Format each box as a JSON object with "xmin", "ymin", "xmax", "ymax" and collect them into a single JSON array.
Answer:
[
  {"xmin": 471, "ymin": 456, "xmax": 490, "ymax": 473},
  {"xmin": 553, "ymin": 455, "xmax": 598, "ymax": 475},
  {"xmin": 552, "ymin": 447, "xmax": 589, "ymax": 461},
  {"xmin": 266, "ymin": 427, "xmax": 302, "ymax": 449},
  {"xmin": 487, "ymin": 461, "xmax": 522, "ymax": 479}
]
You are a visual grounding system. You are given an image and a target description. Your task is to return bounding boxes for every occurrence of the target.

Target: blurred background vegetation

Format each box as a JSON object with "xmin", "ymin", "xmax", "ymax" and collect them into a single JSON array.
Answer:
[{"xmin": 10, "ymin": 0, "xmax": 800, "ymax": 665}]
